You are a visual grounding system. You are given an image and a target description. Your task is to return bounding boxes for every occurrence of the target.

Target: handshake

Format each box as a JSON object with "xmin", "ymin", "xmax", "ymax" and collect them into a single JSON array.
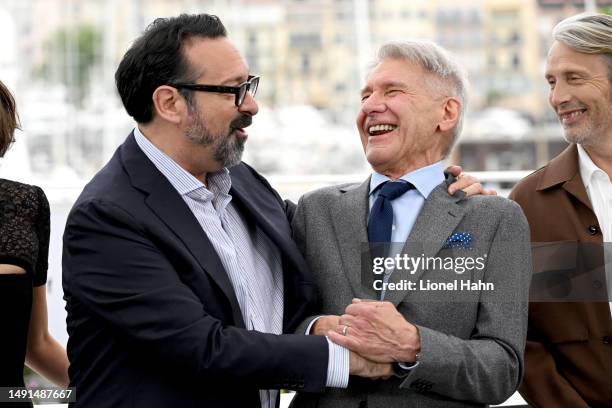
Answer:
[{"xmin": 311, "ymin": 298, "xmax": 421, "ymax": 380}]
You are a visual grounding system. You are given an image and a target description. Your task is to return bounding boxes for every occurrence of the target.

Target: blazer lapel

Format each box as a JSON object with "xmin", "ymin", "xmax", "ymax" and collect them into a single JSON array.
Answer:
[
  {"xmin": 120, "ymin": 134, "xmax": 245, "ymax": 327},
  {"xmin": 331, "ymin": 178, "xmax": 378, "ymax": 300},
  {"xmin": 229, "ymin": 169, "xmax": 304, "ymax": 264},
  {"xmin": 229, "ymin": 165, "xmax": 322, "ymax": 331},
  {"xmin": 384, "ymin": 181, "xmax": 467, "ymax": 306}
]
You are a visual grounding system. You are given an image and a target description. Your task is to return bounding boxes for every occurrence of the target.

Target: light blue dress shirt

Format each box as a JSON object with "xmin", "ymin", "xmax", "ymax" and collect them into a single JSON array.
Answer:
[
  {"xmin": 368, "ymin": 161, "xmax": 446, "ymax": 244},
  {"xmin": 369, "ymin": 161, "xmax": 445, "ymax": 371}
]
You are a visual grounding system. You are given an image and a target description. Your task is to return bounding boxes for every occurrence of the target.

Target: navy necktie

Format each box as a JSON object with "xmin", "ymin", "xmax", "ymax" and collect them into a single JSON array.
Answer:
[{"xmin": 367, "ymin": 181, "xmax": 415, "ymax": 244}]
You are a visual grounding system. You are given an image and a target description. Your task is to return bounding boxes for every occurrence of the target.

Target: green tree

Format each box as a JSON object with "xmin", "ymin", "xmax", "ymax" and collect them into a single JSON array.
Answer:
[{"xmin": 35, "ymin": 25, "xmax": 101, "ymax": 105}]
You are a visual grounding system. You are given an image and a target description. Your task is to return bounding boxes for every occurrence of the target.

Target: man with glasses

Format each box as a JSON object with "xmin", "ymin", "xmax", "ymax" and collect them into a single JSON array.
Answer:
[
  {"xmin": 171, "ymin": 74, "xmax": 260, "ymax": 108},
  {"xmin": 61, "ymin": 14, "xmax": 392, "ymax": 408}
]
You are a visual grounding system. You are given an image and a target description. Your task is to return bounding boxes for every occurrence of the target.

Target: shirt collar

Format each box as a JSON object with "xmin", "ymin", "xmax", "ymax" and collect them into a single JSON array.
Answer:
[
  {"xmin": 133, "ymin": 127, "xmax": 231, "ymax": 201},
  {"xmin": 577, "ymin": 143, "xmax": 609, "ymax": 190},
  {"xmin": 369, "ymin": 161, "xmax": 445, "ymax": 199}
]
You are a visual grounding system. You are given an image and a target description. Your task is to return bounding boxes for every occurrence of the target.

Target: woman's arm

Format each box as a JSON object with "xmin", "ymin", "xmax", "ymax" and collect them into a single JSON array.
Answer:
[{"xmin": 25, "ymin": 285, "xmax": 70, "ymax": 388}]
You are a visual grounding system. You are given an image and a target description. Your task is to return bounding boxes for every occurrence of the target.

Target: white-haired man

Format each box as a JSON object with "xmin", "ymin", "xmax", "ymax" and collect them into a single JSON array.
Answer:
[
  {"xmin": 291, "ymin": 40, "xmax": 532, "ymax": 408},
  {"xmin": 509, "ymin": 13, "xmax": 612, "ymax": 407}
]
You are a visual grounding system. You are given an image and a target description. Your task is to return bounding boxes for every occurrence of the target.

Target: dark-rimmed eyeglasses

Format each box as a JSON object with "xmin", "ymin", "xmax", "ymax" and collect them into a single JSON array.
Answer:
[{"xmin": 170, "ymin": 75, "xmax": 259, "ymax": 107}]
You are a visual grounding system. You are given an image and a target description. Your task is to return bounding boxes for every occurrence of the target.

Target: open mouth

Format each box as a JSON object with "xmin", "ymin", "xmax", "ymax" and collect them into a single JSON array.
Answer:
[
  {"xmin": 367, "ymin": 124, "xmax": 397, "ymax": 136},
  {"xmin": 231, "ymin": 127, "xmax": 248, "ymax": 139},
  {"xmin": 559, "ymin": 109, "xmax": 586, "ymax": 125}
]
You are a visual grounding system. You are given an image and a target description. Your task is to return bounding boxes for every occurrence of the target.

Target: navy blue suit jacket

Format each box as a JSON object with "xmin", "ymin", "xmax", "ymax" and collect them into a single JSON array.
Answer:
[{"xmin": 62, "ymin": 133, "xmax": 328, "ymax": 407}]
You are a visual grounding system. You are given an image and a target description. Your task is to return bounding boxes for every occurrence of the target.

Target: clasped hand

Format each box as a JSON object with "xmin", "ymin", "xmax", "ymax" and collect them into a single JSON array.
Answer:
[{"xmin": 312, "ymin": 299, "xmax": 420, "ymax": 380}]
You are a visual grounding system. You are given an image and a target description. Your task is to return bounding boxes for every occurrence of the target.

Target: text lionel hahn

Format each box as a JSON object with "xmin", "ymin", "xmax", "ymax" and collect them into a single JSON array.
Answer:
[{"xmin": 373, "ymin": 279, "xmax": 495, "ymax": 292}]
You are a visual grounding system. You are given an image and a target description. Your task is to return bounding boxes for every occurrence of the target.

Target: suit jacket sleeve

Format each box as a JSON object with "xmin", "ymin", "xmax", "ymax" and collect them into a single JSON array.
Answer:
[
  {"xmin": 398, "ymin": 200, "xmax": 532, "ymax": 405},
  {"xmin": 291, "ymin": 196, "xmax": 322, "ymax": 334},
  {"xmin": 63, "ymin": 198, "xmax": 328, "ymax": 392},
  {"xmin": 508, "ymin": 189, "xmax": 590, "ymax": 408}
]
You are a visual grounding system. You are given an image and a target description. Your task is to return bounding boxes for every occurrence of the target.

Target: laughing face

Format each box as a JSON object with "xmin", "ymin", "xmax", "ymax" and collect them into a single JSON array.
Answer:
[
  {"xmin": 545, "ymin": 41, "xmax": 612, "ymax": 148},
  {"xmin": 356, "ymin": 58, "xmax": 448, "ymax": 178}
]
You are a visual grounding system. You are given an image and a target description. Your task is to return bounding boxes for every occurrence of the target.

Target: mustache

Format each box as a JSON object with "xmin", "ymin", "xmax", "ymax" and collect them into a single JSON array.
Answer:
[
  {"xmin": 230, "ymin": 115, "xmax": 252, "ymax": 129},
  {"xmin": 557, "ymin": 103, "xmax": 587, "ymax": 113}
]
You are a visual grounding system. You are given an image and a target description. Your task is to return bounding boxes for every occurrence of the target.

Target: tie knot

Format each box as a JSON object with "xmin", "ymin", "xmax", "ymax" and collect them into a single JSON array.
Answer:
[{"xmin": 378, "ymin": 181, "xmax": 414, "ymax": 200}]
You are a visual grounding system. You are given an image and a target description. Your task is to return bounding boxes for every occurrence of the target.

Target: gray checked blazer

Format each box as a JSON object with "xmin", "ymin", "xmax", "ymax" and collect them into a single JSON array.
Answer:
[{"xmin": 290, "ymin": 176, "xmax": 532, "ymax": 408}]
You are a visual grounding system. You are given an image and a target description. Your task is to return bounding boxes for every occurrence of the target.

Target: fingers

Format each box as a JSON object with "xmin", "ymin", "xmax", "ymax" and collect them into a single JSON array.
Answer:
[
  {"xmin": 448, "ymin": 174, "xmax": 478, "ymax": 195},
  {"xmin": 450, "ymin": 183, "xmax": 498, "ymax": 197},
  {"xmin": 446, "ymin": 171, "xmax": 499, "ymax": 197},
  {"xmin": 379, "ymin": 363, "xmax": 394, "ymax": 379},
  {"xmin": 345, "ymin": 300, "xmax": 394, "ymax": 317},
  {"xmin": 461, "ymin": 183, "xmax": 497, "ymax": 197},
  {"xmin": 483, "ymin": 188, "xmax": 498, "ymax": 196},
  {"xmin": 459, "ymin": 181, "xmax": 482, "ymax": 197},
  {"xmin": 352, "ymin": 298, "xmax": 378, "ymax": 303},
  {"xmin": 445, "ymin": 165, "xmax": 463, "ymax": 177},
  {"xmin": 328, "ymin": 330, "xmax": 360, "ymax": 350},
  {"xmin": 311, "ymin": 315, "xmax": 341, "ymax": 335},
  {"xmin": 338, "ymin": 314, "xmax": 360, "ymax": 328},
  {"xmin": 349, "ymin": 349, "xmax": 393, "ymax": 379},
  {"xmin": 365, "ymin": 363, "xmax": 394, "ymax": 380}
]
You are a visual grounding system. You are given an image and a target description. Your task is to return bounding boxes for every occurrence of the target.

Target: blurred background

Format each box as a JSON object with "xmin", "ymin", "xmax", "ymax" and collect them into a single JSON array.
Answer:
[{"xmin": 0, "ymin": 0, "xmax": 611, "ymax": 404}]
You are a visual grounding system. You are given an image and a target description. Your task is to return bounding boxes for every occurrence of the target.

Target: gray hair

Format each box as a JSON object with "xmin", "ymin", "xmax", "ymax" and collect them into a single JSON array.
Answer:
[
  {"xmin": 373, "ymin": 40, "xmax": 468, "ymax": 156},
  {"xmin": 553, "ymin": 13, "xmax": 612, "ymax": 82}
]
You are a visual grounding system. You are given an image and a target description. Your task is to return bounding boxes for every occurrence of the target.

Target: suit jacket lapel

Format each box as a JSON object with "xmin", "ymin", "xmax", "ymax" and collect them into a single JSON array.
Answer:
[
  {"xmin": 229, "ymin": 169, "xmax": 303, "ymax": 263},
  {"xmin": 120, "ymin": 133, "xmax": 245, "ymax": 327},
  {"xmin": 331, "ymin": 178, "xmax": 378, "ymax": 300},
  {"xmin": 384, "ymin": 181, "xmax": 467, "ymax": 306},
  {"xmin": 229, "ymin": 165, "xmax": 320, "ymax": 330}
]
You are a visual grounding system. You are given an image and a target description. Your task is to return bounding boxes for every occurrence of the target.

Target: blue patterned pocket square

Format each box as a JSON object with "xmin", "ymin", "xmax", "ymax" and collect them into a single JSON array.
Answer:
[{"xmin": 443, "ymin": 232, "xmax": 472, "ymax": 249}]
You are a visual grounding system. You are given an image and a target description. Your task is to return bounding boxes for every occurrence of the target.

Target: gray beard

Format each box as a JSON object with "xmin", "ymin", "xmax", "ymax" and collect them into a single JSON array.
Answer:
[
  {"xmin": 185, "ymin": 110, "xmax": 244, "ymax": 168},
  {"xmin": 563, "ymin": 120, "xmax": 595, "ymax": 146}
]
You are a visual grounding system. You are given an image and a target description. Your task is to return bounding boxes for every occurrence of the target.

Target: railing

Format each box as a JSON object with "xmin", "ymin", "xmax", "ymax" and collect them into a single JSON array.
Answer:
[
  {"xmin": 266, "ymin": 170, "xmax": 533, "ymax": 201},
  {"xmin": 38, "ymin": 169, "xmax": 534, "ymax": 204}
]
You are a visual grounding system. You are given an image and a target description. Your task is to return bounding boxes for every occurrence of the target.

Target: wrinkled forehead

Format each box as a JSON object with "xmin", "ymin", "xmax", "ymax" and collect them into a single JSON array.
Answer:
[
  {"xmin": 545, "ymin": 40, "xmax": 610, "ymax": 77},
  {"xmin": 362, "ymin": 58, "xmax": 425, "ymax": 90}
]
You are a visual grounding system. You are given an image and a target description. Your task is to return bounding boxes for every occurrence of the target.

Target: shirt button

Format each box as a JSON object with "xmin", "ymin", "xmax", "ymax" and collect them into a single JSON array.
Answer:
[{"xmin": 588, "ymin": 225, "xmax": 599, "ymax": 235}]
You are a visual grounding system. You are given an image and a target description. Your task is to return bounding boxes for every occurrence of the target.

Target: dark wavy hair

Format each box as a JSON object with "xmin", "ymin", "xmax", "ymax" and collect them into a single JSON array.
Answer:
[
  {"xmin": 0, "ymin": 80, "xmax": 19, "ymax": 158},
  {"xmin": 115, "ymin": 13, "xmax": 227, "ymax": 124}
]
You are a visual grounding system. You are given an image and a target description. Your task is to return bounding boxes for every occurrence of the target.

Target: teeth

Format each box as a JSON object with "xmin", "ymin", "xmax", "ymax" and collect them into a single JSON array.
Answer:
[
  {"xmin": 560, "ymin": 110, "xmax": 584, "ymax": 123},
  {"xmin": 368, "ymin": 124, "xmax": 397, "ymax": 133}
]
